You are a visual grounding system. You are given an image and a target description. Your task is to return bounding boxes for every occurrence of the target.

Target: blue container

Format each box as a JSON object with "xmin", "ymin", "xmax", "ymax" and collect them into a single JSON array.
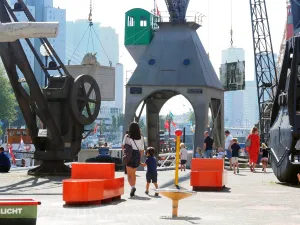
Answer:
[{"xmin": 98, "ymin": 147, "xmax": 109, "ymax": 155}]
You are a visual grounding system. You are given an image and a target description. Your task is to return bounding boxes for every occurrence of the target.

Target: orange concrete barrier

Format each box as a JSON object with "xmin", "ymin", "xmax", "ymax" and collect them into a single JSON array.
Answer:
[
  {"xmin": 63, "ymin": 179, "xmax": 104, "ymax": 204},
  {"xmin": 190, "ymin": 159, "xmax": 227, "ymax": 190},
  {"xmin": 63, "ymin": 163, "xmax": 124, "ymax": 205},
  {"xmin": 71, "ymin": 163, "xmax": 115, "ymax": 179}
]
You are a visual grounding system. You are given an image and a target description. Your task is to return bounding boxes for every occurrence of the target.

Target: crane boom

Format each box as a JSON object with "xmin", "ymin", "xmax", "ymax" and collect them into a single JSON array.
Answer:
[{"xmin": 249, "ymin": 0, "xmax": 278, "ymax": 143}]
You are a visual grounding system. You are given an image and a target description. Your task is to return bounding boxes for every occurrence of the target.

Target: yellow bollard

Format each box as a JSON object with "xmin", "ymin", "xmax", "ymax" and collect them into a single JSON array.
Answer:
[
  {"xmin": 175, "ymin": 135, "xmax": 180, "ymax": 186},
  {"xmin": 156, "ymin": 129, "xmax": 197, "ymax": 219},
  {"xmin": 174, "ymin": 129, "xmax": 183, "ymax": 187}
]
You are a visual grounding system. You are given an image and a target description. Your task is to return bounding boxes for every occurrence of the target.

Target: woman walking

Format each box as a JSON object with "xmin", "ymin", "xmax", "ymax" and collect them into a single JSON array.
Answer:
[
  {"xmin": 123, "ymin": 122, "xmax": 144, "ymax": 197},
  {"xmin": 247, "ymin": 127, "xmax": 260, "ymax": 172}
]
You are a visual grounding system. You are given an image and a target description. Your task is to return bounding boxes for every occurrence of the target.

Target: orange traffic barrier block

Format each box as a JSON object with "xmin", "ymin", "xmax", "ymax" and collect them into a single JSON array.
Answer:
[
  {"xmin": 63, "ymin": 163, "xmax": 124, "ymax": 205},
  {"xmin": 71, "ymin": 163, "xmax": 115, "ymax": 179},
  {"xmin": 191, "ymin": 158, "xmax": 224, "ymax": 171},
  {"xmin": 103, "ymin": 177, "xmax": 124, "ymax": 200},
  {"xmin": 190, "ymin": 171, "xmax": 227, "ymax": 188},
  {"xmin": 190, "ymin": 158, "xmax": 227, "ymax": 190},
  {"xmin": 63, "ymin": 179, "xmax": 104, "ymax": 204}
]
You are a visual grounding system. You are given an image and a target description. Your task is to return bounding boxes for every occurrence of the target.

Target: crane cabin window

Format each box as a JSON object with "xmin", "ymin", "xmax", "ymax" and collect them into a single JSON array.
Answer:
[
  {"xmin": 140, "ymin": 16, "xmax": 147, "ymax": 27},
  {"xmin": 128, "ymin": 16, "xmax": 135, "ymax": 27}
]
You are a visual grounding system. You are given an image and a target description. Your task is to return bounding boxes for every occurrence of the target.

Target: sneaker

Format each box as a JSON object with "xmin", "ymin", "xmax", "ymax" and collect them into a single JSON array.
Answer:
[
  {"xmin": 145, "ymin": 191, "xmax": 149, "ymax": 195},
  {"xmin": 130, "ymin": 187, "xmax": 136, "ymax": 197},
  {"xmin": 237, "ymin": 168, "xmax": 239, "ymax": 174},
  {"xmin": 155, "ymin": 193, "xmax": 159, "ymax": 197}
]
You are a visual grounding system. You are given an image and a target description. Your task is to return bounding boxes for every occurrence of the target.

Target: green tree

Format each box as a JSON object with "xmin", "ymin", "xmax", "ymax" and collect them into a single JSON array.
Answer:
[
  {"xmin": 188, "ymin": 109, "xmax": 195, "ymax": 125},
  {"xmin": 116, "ymin": 113, "xmax": 124, "ymax": 129},
  {"xmin": 0, "ymin": 66, "xmax": 18, "ymax": 136},
  {"xmin": 12, "ymin": 83, "xmax": 30, "ymax": 128},
  {"xmin": 139, "ymin": 118, "xmax": 147, "ymax": 136},
  {"xmin": 99, "ymin": 120, "xmax": 107, "ymax": 134},
  {"xmin": 112, "ymin": 115, "xmax": 117, "ymax": 132}
]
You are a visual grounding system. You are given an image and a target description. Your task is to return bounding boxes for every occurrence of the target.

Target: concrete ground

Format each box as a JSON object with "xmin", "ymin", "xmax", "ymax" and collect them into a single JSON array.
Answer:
[{"xmin": 0, "ymin": 167, "xmax": 300, "ymax": 225}]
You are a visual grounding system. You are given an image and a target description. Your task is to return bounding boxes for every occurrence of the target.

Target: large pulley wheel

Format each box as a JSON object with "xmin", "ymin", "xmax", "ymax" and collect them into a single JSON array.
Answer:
[{"xmin": 70, "ymin": 74, "xmax": 101, "ymax": 125}]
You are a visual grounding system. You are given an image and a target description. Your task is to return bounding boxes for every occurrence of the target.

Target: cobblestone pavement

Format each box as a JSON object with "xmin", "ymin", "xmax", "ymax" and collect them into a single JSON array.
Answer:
[{"xmin": 1, "ymin": 168, "xmax": 300, "ymax": 225}]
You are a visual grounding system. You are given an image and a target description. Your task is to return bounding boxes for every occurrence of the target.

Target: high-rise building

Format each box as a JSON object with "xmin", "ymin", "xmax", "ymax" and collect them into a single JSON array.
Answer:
[
  {"xmin": 222, "ymin": 47, "xmax": 259, "ymax": 129},
  {"xmin": 8, "ymin": 0, "xmax": 66, "ymax": 85},
  {"xmin": 66, "ymin": 21, "xmax": 119, "ymax": 67},
  {"xmin": 66, "ymin": 20, "xmax": 101, "ymax": 65}
]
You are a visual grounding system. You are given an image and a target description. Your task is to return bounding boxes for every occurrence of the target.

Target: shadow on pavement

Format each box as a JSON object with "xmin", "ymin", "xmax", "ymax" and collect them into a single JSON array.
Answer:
[
  {"xmin": 160, "ymin": 216, "xmax": 201, "ymax": 224},
  {"xmin": 0, "ymin": 192, "xmax": 61, "ymax": 195},
  {"xmin": 193, "ymin": 187, "xmax": 231, "ymax": 193},
  {"xmin": 236, "ymin": 174, "xmax": 247, "ymax": 176},
  {"xmin": 276, "ymin": 182, "xmax": 300, "ymax": 189},
  {"xmin": 63, "ymin": 199, "xmax": 127, "ymax": 208},
  {"xmin": 0, "ymin": 176, "xmax": 66, "ymax": 193},
  {"xmin": 159, "ymin": 173, "xmax": 190, "ymax": 189},
  {"xmin": 129, "ymin": 195, "xmax": 151, "ymax": 200}
]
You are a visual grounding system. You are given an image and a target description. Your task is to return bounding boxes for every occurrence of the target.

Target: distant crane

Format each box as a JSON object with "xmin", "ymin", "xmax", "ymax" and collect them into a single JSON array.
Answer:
[{"xmin": 249, "ymin": 0, "xmax": 279, "ymax": 143}]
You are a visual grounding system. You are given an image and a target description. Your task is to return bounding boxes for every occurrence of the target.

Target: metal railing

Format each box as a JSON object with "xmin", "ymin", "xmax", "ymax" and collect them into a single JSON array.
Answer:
[{"xmin": 152, "ymin": 11, "xmax": 205, "ymax": 26}]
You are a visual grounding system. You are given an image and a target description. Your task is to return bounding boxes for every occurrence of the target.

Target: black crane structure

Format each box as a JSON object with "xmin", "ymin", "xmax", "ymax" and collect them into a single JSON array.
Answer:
[
  {"xmin": 0, "ymin": 0, "xmax": 101, "ymax": 176},
  {"xmin": 249, "ymin": 0, "xmax": 278, "ymax": 143}
]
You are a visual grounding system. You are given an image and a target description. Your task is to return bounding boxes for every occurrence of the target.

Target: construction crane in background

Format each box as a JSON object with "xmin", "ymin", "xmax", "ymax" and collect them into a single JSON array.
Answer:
[{"xmin": 249, "ymin": 0, "xmax": 278, "ymax": 144}]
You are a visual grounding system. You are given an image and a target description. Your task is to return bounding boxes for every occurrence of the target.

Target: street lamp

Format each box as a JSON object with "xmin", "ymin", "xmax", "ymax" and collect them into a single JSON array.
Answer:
[{"xmin": 40, "ymin": 44, "xmax": 51, "ymax": 87}]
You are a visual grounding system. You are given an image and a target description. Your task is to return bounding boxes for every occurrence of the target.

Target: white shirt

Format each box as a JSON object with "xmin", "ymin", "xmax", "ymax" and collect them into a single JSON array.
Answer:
[
  {"xmin": 225, "ymin": 134, "xmax": 233, "ymax": 149},
  {"xmin": 217, "ymin": 152, "xmax": 225, "ymax": 159},
  {"xmin": 122, "ymin": 135, "xmax": 144, "ymax": 151},
  {"xmin": 180, "ymin": 148, "xmax": 188, "ymax": 160}
]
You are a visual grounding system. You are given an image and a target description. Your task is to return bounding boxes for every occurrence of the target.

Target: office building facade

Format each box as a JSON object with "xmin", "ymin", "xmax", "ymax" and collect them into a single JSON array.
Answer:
[
  {"xmin": 8, "ymin": 0, "xmax": 66, "ymax": 85},
  {"xmin": 222, "ymin": 47, "xmax": 259, "ymax": 130}
]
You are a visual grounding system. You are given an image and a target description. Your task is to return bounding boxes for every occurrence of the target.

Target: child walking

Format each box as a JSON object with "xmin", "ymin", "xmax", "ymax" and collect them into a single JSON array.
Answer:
[
  {"xmin": 261, "ymin": 143, "xmax": 269, "ymax": 173},
  {"xmin": 230, "ymin": 138, "xmax": 241, "ymax": 174},
  {"xmin": 216, "ymin": 147, "xmax": 225, "ymax": 159},
  {"xmin": 141, "ymin": 147, "xmax": 159, "ymax": 196},
  {"xmin": 180, "ymin": 143, "xmax": 188, "ymax": 171}
]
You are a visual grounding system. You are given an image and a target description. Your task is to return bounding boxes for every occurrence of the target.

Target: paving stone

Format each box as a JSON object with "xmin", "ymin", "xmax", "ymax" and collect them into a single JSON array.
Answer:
[{"xmin": 0, "ymin": 168, "xmax": 300, "ymax": 224}]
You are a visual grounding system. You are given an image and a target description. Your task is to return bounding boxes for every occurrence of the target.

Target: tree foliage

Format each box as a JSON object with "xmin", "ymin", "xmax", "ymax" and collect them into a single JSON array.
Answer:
[
  {"xmin": 0, "ymin": 66, "xmax": 18, "ymax": 136},
  {"xmin": 139, "ymin": 118, "xmax": 147, "ymax": 136},
  {"xmin": 111, "ymin": 115, "xmax": 117, "ymax": 132},
  {"xmin": 188, "ymin": 109, "xmax": 195, "ymax": 125},
  {"xmin": 116, "ymin": 113, "xmax": 124, "ymax": 129},
  {"xmin": 12, "ymin": 83, "xmax": 30, "ymax": 128}
]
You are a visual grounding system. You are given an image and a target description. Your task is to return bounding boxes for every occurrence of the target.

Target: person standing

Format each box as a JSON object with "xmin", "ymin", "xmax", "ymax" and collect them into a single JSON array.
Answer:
[
  {"xmin": 230, "ymin": 138, "xmax": 241, "ymax": 174},
  {"xmin": 122, "ymin": 123, "xmax": 144, "ymax": 197},
  {"xmin": 0, "ymin": 147, "xmax": 11, "ymax": 173},
  {"xmin": 203, "ymin": 131, "xmax": 214, "ymax": 158},
  {"xmin": 180, "ymin": 143, "xmax": 188, "ymax": 171},
  {"xmin": 225, "ymin": 130, "xmax": 233, "ymax": 170},
  {"xmin": 247, "ymin": 127, "xmax": 260, "ymax": 172}
]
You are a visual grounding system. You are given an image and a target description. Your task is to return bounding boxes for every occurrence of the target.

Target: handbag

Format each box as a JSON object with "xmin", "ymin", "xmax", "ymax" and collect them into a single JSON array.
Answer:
[
  {"xmin": 123, "ymin": 137, "xmax": 133, "ymax": 165},
  {"xmin": 123, "ymin": 137, "xmax": 139, "ymax": 165},
  {"xmin": 245, "ymin": 135, "xmax": 251, "ymax": 147}
]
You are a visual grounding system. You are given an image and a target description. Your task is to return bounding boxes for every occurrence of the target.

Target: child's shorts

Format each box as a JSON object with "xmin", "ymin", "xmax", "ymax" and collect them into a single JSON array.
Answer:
[
  {"xmin": 181, "ymin": 160, "xmax": 187, "ymax": 165},
  {"xmin": 146, "ymin": 172, "xmax": 158, "ymax": 183},
  {"xmin": 232, "ymin": 157, "xmax": 239, "ymax": 164}
]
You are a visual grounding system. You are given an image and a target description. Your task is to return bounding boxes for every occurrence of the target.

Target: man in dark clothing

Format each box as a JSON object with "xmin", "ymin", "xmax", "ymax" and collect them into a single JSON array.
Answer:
[
  {"xmin": 203, "ymin": 131, "xmax": 214, "ymax": 158},
  {"xmin": 0, "ymin": 147, "xmax": 11, "ymax": 173}
]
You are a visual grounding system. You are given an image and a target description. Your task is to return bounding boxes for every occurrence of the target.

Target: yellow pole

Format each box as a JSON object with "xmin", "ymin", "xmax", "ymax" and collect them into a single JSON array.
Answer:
[{"xmin": 175, "ymin": 135, "xmax": 180, "ymax": 186}]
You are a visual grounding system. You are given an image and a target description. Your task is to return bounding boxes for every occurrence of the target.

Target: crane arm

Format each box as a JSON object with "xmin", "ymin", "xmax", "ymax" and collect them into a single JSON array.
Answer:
[{"xmin": 0, "ymin": 22, "xmax": 59, "ymax": 42}]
